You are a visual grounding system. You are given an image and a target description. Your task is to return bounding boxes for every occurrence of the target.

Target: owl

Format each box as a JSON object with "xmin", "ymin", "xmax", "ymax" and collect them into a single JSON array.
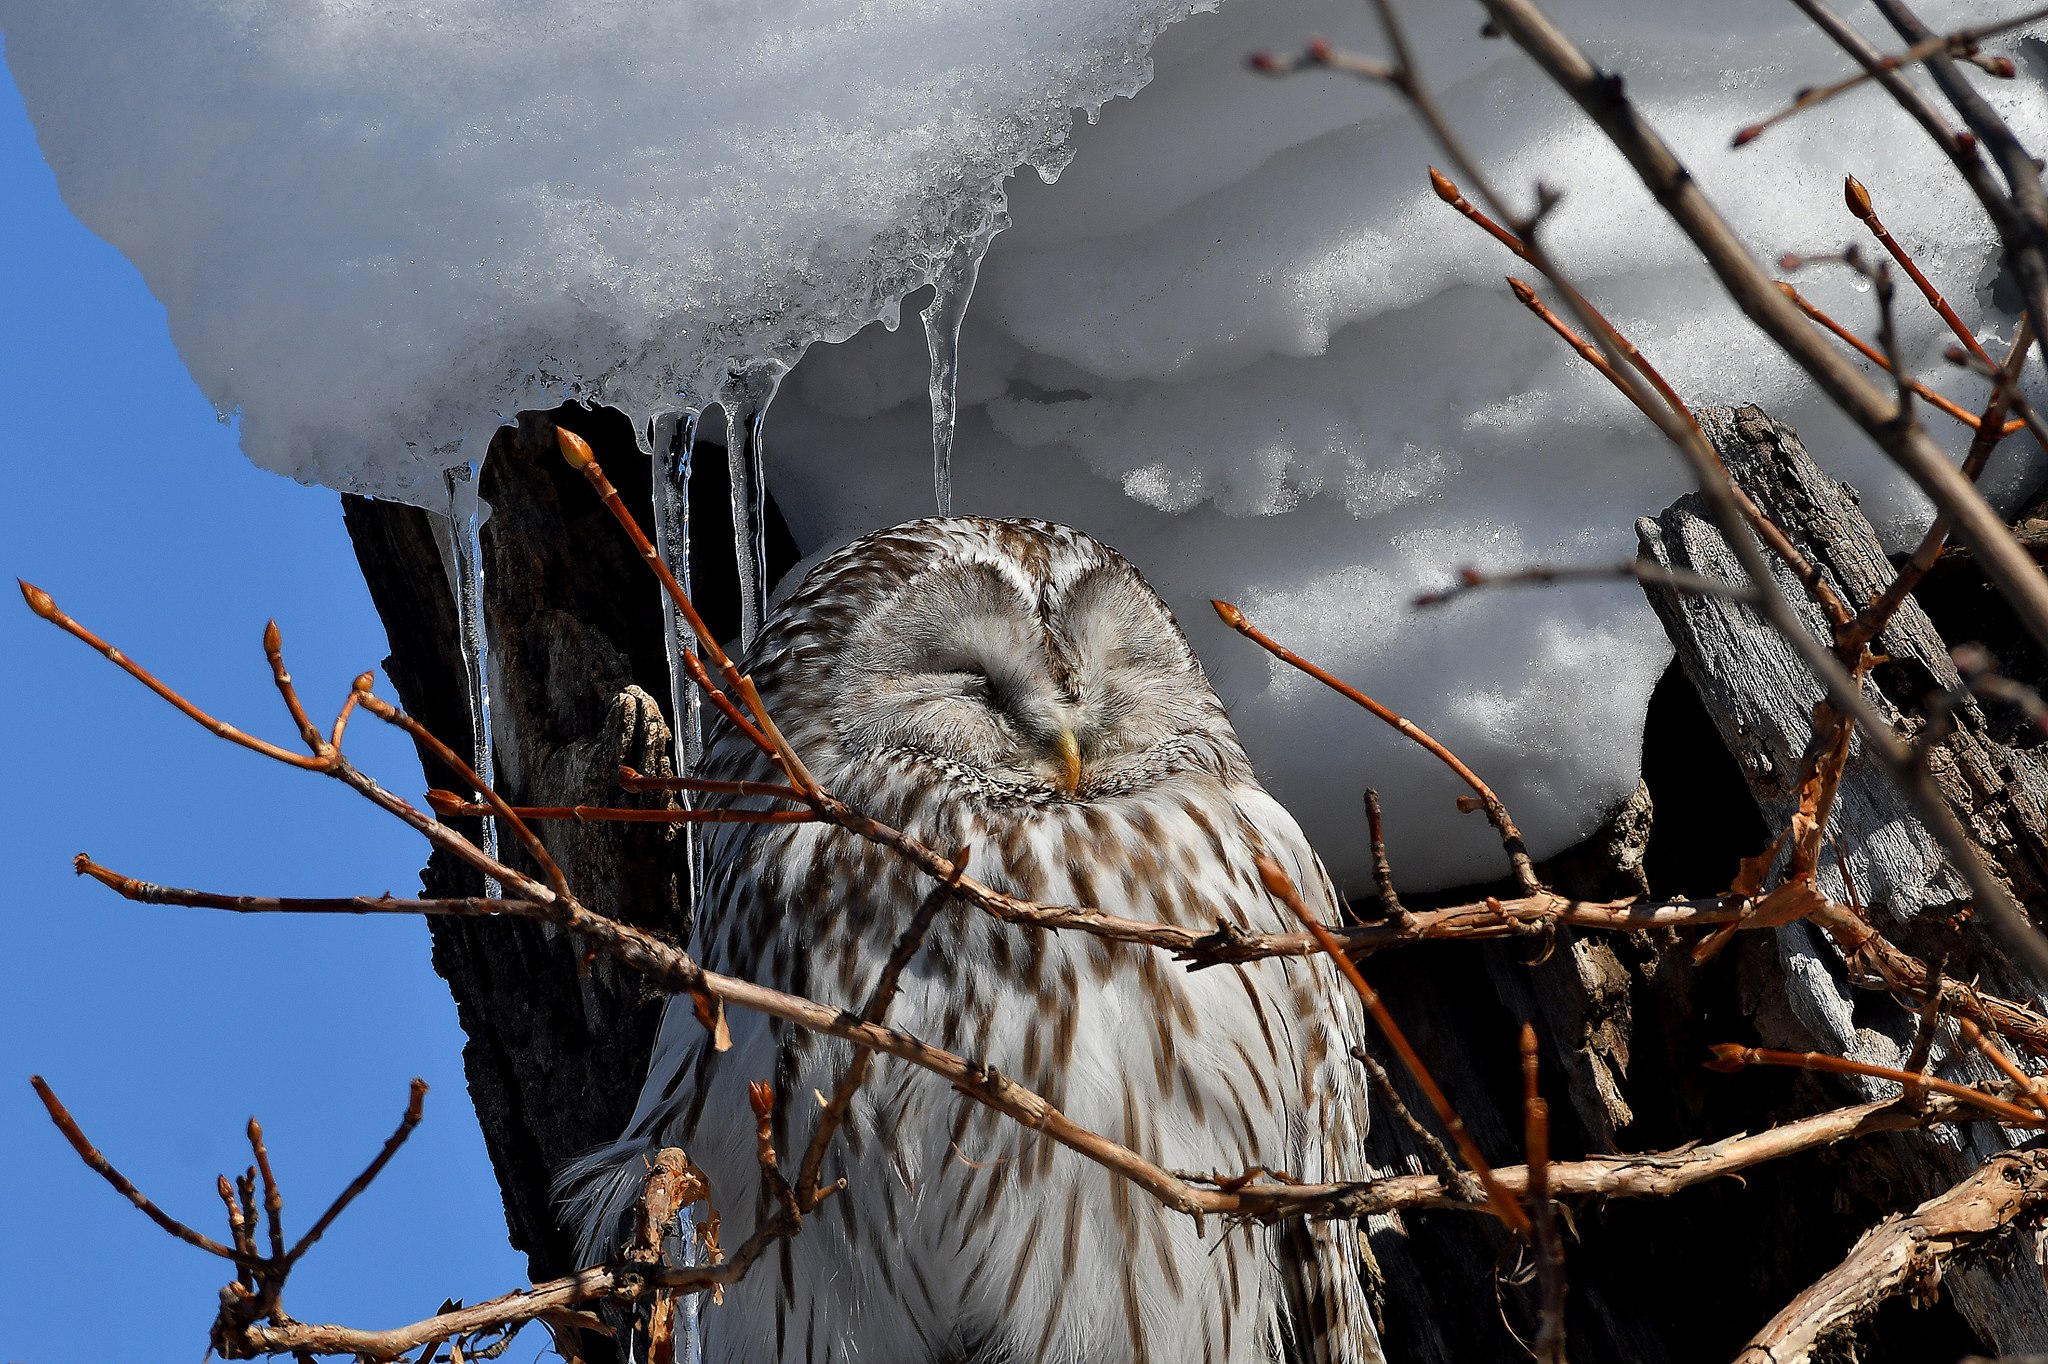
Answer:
[{"xmin": 561, "ymin": 516, "xmax": 1383, "ymax": 1364}]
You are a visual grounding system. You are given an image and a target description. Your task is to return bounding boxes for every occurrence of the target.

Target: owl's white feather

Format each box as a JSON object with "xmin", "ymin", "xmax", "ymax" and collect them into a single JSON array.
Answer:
[{"xmin": 559, "ymin": 517, "xmax": 1382, "ymax": 1364}]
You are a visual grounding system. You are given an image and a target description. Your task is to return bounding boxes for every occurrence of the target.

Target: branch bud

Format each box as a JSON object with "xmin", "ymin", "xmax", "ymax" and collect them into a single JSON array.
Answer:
[
  {"xmin": 18, "ymin": 579, "xmax": 58, "ymax": 621},
  {"xmin": 1210, "ymin": 599, "xmax": 1246, "ymax": 630},
  {"xmin": 1427, "ymin": 166, "xmax": 1460, "ymax": 205},
  {"xmin": 1843, "ymin": 174, "xmax": 1873, "ymax": 222},
  {"xmin": 555, "ymin": 426, "xmax": 596, "ymax": 469}
]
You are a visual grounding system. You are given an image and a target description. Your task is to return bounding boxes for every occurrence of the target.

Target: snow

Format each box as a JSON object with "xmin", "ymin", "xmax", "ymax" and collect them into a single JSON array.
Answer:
[{"xmin": 7, "ymin": 0, "xmax": 2048, "ymax": 890}]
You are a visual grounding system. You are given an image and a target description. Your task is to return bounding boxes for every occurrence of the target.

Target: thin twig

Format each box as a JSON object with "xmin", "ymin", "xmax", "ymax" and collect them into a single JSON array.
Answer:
[
  {"xmin": 282, "ymin": 1079, "xmax": 428, "ymax": 1270},
  {"xmin": 29, "ymin": 1075, "xmax": 250, "ymax": 1263},
  {"xmin": 1413, "ymin": 559, "xmax": 1760, "ymax": 609},
  {"xmin": 1260, "ymin": 854, "xmax": 1533, "ymax": 1236},
  {"xmin": 1730, "ymin": 7, "xmax": 2042, "ymax": 147},
  {"xmin": 1218, "ymin": 600, "xmax": 1540, "ymax": 894}
]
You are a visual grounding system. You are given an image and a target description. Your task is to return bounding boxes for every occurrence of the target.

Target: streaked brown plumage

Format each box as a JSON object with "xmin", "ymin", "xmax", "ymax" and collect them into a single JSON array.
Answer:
[{"xmin": 563, "ymin": 516, "xmax": 1383, "ymax": 1363}]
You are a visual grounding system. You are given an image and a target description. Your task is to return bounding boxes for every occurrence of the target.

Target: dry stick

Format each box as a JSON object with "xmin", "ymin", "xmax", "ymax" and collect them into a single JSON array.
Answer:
[
  {"xmin": 1217, "ymin": 600, "xmax": 1540, "ymax": 895},
  {"xmin": 1505, "ymin": 276, "xmax": 1664, "ymax": 426},
  {"xmin": 263, "ymin": 620, "xmax": 330, "ymax": 757},
  {"xmin": 1705, "ymin": 1044, "xmax": 2046, "ymax": 1127},
  {"xmin": 424, "ymin": 793, "xmax": 814, "ymax": 827},
  {"xmin": 792, "ymin": 849, "xmax": 969, "ymax": 1209},
  {"xmin": 247, "ymin": 1119, "xmax": 287, "ymax": 1264},
  {"xmin": 17, "ymin": 582, "xmax": 334, "ymax": 771},
  {"xmin": 281, "ymin": 1079, "xmax": 427, "ymax": 1271},
  {"xmin": 1846, "ymin": 319, "xmax": 2033, "ymax": 649},
  {"xmin": 28, "ymin": 1076, "xmax": 252, "ymax": 1263},
  {"xmin": 1734, "ymin": 1149, "xmax": 2048, "ymax": 1364},
  {"xmin": 1430, "ymin": 168, "xmax": 1694, "ymax": 421},
  {"xmin": 1472, "ymin": 0, "xmax": 2048, "ymax": 983},
  {"xmin": 553, "ymin": 427, "xmax": 774, "ymax": 758},
  {"xmin": 1259, "ymin": 854, "xmax": 1533, "ymax": 1236},
  {"xmin": 1411, "ymin": 559, "xmax": 1761, "ymax": 609},
  {"xmin": 1845, "ymin": 173, "xmax": 1999, "ymax": 370},
  {"xmin": 1352, "ymin": 1045, "xmax": 1473, "ymax": 1201},
  {"xmin": 1521, "ymin": 1025, "xmax": 1566, "ymax": 1364},
  {"xmin": 1776, "ymin": 281, "xmax": 2005, "ymax": 431},
  {"xmin": 617, "ymin": 767, "xmax": 807, "ymax": 802},
  {"xmin": 219, "ymin": 1093, "xmax": 2016, "ymax": 1360},
  {"xmin": 1864, "ymin": 0, "xmax": 2048, "ymax": 386},
  {"xmin": 1432, "ymin": 169, "xmax": 1854, "ymax": 625},
  {"xmin": 360, "ymin": 693, "xmax": 573, "ymax": 904},
  {"xmin": 1730, "ymin": 7, "xmax": 2042, "ymax": 147},
  {"xmin": 1956, "ymin": 1018, "xmax": 2048, "ymax": 1116},
  {"xmin": 1362, "ymin": 790, "xmax": 1415, "ymax": 929}
]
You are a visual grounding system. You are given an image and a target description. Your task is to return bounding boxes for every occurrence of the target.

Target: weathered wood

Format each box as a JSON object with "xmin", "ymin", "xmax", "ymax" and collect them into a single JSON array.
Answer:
[
  {"xmin": 1638, "ymin": 404, "xmax": 2048, "ymax": 1356},
  {"xmin": 1736, "ymin": 1149, "xmax": 2048, "ymax": 1364}
]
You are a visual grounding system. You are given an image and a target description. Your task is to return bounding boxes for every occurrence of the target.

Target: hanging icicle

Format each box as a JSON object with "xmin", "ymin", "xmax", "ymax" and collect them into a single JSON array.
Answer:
[
  {"xmin": 921, "ymin": 212, "xmax": 1005, "ymax": 516},
  {"xmin": 718, "ymin": 363, "xmax": 784, "ymax": 654},
  {"xmin": 441, "ymin": 460, "xmax": 500, "ymax": 897},
  {"xmin": 647, "ymin": 409, "xmax": 705, "ymax": 778}
]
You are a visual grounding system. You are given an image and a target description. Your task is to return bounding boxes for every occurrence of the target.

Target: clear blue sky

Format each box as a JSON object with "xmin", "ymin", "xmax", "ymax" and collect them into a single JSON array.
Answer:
[{"xmin": 0, "ymin": 44, "xmax": 532, "ymax": 1362}]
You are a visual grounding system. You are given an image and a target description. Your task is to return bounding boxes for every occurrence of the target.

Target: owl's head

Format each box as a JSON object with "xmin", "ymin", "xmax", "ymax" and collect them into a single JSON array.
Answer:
[{"xmin": 753, "ymin": 517, "xmax": 1243, "ymax": 802}]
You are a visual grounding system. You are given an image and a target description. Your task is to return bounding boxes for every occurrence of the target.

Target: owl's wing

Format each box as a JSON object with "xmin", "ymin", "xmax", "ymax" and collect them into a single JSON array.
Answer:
[{"xmin": 1258, "ymin": 830, "xmax": 1388, "ymax": 1364}]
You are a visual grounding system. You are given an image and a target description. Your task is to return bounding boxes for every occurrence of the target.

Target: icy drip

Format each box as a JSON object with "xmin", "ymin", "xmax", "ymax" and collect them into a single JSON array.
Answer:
[
  {"xmin": 718, "ymin": 365, "xmax": 784, "ymax": 653},
  {"xmin": 921, "ymin": 217, "xmax": 1004, "ymax": 516},
  {"xmin": 443, "ymin": 462, "xmax": 500, "ymax": 896},
  {"xmin": 648, "ymin": 410, "xmax": 706, "ymax": 778}
]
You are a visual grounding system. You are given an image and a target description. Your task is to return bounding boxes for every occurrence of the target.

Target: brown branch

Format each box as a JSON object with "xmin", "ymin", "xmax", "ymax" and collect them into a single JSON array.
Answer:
[
  {"xmin": 281, "ymin": 1078, "xmax": 428, "ymax": 1270},
  {"xmin": 1261, "ymin": 854, "xmax": 1533, "ymax": 1236},
  {"xmin": 1217, "ymin": 600, "xmax": 1541, "ymax": 894},
  {"xmin": 247, "ymin": 1118, "xmax": 287, "ymax": 1264},
  {"xmin": 1845, "ymin": 173, "xmax": 1998, "ymax": 369},
  {"xmin": 793, "ymin": 847, "xmax": 969, "ymax": 1208},
  {"xmin": 360, "ymin": 693, "xmax": 573, "ymax": 903},
  {"xmin": 423, "ymin": 792, "xmax": 814, "ymax": 826},
  {"xmin": 1846, "ymin": 319, "xmax": 2033, "ymax": 648},
  {"xmin": 1776, "ymin": 280, "xmax": 2006, "ymax": 432},
  {"xmin": 1412, "ymin": 558, "xmax": 1760, "ymax": 609},
  {"xmin": 1362, "ymin": 790, "xmax": 1415, "ymax": 929},
  {"xmin": 1730, "ymin": 7, "xmax": 2042, "ymax": 148},
  {"xmin": 19, "ymin": 581, "xmax": 334, "ymax": 771},
  {"xmin": 1522, "ymin": 1025, "xmax": 1566, "ymax": 1364},
  {"xmin": 263, "ymin": 619, "xmax": 330, "ymax": 758},
  {"xmin": 1735, "ymin": 1149, "xmax": 2048, "ymax": 1364},
  {"xmin": 1705, "ymin": 1044, "xmax": 2046, "ymax": 1127},
  {"xmin": 616, "ymin": 767, "xmax": 807, "ymax": 802},
  {"xmin": 553, "ymin": 426, "xmax": 774, "ymax": 757},
  {"xmin": 1474, "ymin": 0, "xmax": 2048, "ymax": 984},
  {"xmin": 29, "ymin": 1075, "xmax": 250, "ymax": 1264}
]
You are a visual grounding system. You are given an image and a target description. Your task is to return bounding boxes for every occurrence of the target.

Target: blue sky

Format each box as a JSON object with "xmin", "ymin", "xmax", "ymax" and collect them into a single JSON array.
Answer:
[{"xmin": 0, "ymin": 46, "xmax": 533, "ymax": 1362}]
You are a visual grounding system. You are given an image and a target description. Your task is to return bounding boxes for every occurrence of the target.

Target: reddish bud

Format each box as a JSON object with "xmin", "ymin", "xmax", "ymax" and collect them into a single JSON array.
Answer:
[
  {"xmin": 352, "ymin": 670, "xmax": 375, "ymax": 691},
  {"xmin": 1428, "ymin": 166, "xmax": 1460, "ymax": 204},
  {"xmin": 1247, "ymin": 51, "xmax": 1282, "ymax": 73},
  {"xmin": 1778, "ymin": 252, "xmax": 1805, "ymax": 271},
  {"xmin": 1986, "ymin": 56, "xmax": 2017, "ymax": 79},
  {"xmin": 1210, "ymin": 599, "xmax": 1246, "ymax": 629},
  {"xmin": 555, "ymin": 426, "xmax": 596, "ymax": 469},
  {"xmin": 17, "ymin": 579, "xmax": 57, "ymax": 621},
  {"xmin": 1305, "ymin": 35, "xmax": 1333, "ymax": 64},
  {"xmin": 1843, "ymin": 173, "xmax": 1873, "ymax": 221},
  {"xmin": 263, "ymin": 619, "xmax": 282, "ymax": 653},
  {"xmin": 1958, "ymin": 131, "xmax": 1979, "ymax": 153},
  {"xmin": 1506, "ymin": 276, "xmax": 1539, "ymax": 306},
  {"xmin": 1731, "ymin": 125, "xmax": 1761, "ymax": 148}
]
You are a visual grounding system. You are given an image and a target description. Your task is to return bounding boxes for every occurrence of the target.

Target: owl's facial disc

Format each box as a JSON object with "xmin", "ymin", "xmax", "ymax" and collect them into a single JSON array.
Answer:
[{"xmin": 830, "ymin": 557, "xmax": 1216, "ymax": 799}]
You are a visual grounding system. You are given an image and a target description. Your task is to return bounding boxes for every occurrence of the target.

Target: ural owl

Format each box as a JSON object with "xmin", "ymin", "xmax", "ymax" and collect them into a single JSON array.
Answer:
[{"xmin": 563, "ymin": 516, "xmax": 1382, "ymax": 1364}]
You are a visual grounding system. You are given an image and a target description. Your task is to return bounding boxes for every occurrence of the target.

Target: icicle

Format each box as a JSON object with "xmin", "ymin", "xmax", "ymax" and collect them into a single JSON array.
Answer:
[
  {"xmin": 648, "ymin": 410, "xmax": 705, "ymax": 778},
  {"xmin": 718, "ymin": 364, "xmax": 784, "ymax": 654},
  {"xmin": 442, "ymin": 461, "xmax": 500, "ymax": 897},
  {"xmin": 921, "ymin": 214, "xmax": 1005, "ymax": 516}
]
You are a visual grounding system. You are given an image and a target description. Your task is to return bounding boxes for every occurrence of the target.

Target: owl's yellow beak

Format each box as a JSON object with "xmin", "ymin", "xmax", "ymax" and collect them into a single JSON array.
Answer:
[{"xmin": 1050, "ymin": 728, "xmax": 1083, "ymax": 796}]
